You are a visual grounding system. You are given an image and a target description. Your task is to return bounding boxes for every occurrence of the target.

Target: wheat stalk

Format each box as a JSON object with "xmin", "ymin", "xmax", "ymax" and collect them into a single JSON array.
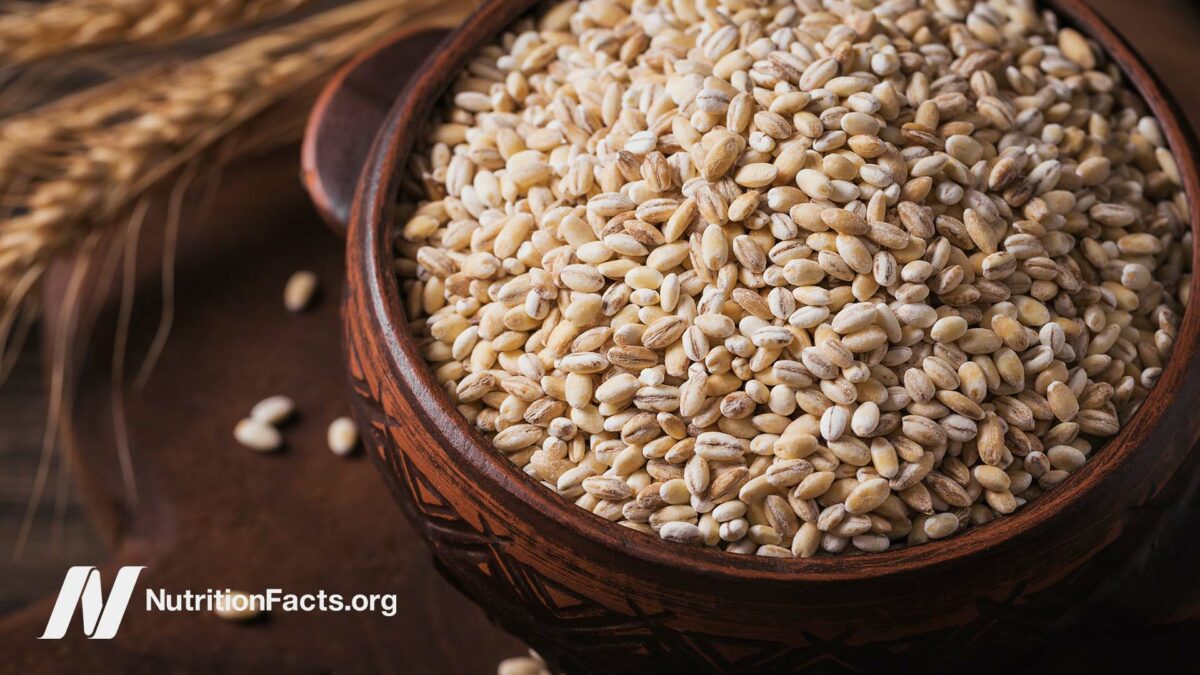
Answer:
[
  {"xmin": 0, "ymin": 0, "xmax": 312, "ymax": 66},
  {"xmin": 7, "ymin": 0, "xmax": 479, "ymax": 557},
  {"xmin": 0, "ymin": 0, "xmax": 477, "ymax": 363}
]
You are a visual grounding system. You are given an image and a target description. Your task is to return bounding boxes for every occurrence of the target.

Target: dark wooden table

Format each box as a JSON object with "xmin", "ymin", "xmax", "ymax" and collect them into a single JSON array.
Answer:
[
  {"xmin": 0, "ymin": 149, "xmax": 524, "ymax": 673},
  {"xmin": 2, "ymin": 0, "xmax": 1200, "ymax": 672}
]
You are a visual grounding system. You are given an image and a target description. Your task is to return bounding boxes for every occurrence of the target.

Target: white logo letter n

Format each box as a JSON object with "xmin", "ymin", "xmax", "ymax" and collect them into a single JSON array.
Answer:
[{"xmin": 39, "ymin": 566, "xmax": 145, "ymax": 639}]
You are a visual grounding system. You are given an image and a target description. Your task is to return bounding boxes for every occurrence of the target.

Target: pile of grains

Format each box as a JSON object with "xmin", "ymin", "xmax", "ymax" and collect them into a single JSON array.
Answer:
[{"xmin": 395, "ymin": 0, "xmax": 1191, "ymax": 556}]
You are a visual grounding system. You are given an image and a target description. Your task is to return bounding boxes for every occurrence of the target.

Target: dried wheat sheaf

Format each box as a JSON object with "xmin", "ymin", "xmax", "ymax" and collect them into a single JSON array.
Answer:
[
  {"xmin": 0, "ymin": 0, "xmax": 477, "ymax": 367},
  {"xmin": 0, "ymin": 0, "xmax": 312, "ymax": 66},
  {"xmin": 6, "ymin": 0, "xmax": 478, "ymax": 559}
]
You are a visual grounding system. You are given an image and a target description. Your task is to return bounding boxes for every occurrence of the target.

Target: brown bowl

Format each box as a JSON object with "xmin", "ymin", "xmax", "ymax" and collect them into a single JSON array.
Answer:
[{"xmin": 339, "ymin": 1, "xmax": 1200, "ymax": 671}]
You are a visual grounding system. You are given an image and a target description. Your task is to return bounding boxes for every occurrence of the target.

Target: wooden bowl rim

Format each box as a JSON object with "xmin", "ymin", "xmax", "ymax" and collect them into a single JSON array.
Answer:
[{"xmin": 347, "ymin": 0, "xmax": 1200, "ymax": 582}]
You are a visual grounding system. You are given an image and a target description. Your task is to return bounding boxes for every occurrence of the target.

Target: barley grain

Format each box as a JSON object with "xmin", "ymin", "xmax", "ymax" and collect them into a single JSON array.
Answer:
[
  {"xmin": 497, "ymin": 655, "xmax": 549, "ymax": 675},
  {"xmin": 327, "ymin": 417, "xmax": 359, "ymax": 456},
  {"xmin": 284, "ymin": 271, "xmax": 319, "ymax": 312},
  {"xmin": 234, "ymin": 418, "xmax": 282, "ymax": 452},
  {"xmin": 250, "ymin": 395, "xmax": 295, "ymax": 425},
  {"xmin": 395, "ymin": 0, "xmax": 1191, "ymax": 558},
  {"xmin": 213, "ymin": 590, "xmax": 264, "ymax": 622}
]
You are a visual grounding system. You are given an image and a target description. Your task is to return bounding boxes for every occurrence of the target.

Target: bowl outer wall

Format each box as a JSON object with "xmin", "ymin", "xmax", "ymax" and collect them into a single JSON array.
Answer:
[{"xmin": 343, "ymin": 0, "xmax": 1200, "ymax": 642}]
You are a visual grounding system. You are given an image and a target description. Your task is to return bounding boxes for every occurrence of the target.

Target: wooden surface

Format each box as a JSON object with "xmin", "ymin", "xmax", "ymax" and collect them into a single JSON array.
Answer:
[
  {"xmin": 2, "ymin": 0, "xmax": 1200, "ymax": 672},
  {"xmin": 0, "ymin": 148, "xmax": 521, "ymax": 672},
  {"xmin": 0, "ymin": 333, "xmax": 104, "ymax": 615}
]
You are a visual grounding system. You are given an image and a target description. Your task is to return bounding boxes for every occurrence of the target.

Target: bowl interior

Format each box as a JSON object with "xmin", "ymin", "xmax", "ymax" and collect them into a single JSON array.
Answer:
[{"xmin": 354, "ymin": 0, "xmax": 1200, "ymax": 581}]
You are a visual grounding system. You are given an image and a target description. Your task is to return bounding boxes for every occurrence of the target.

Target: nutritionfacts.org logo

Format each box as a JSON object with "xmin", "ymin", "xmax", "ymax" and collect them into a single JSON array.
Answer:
[{"xmin": 39, "ymin": 565, "xmax": 401, "ymax": 639}]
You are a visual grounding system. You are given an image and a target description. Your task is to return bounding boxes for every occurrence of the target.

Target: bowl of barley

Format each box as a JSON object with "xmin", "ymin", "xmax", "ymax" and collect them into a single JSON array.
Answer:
[{"xmin": 340, "ymin": 0, "xmax": 1200, "ymax": 671}]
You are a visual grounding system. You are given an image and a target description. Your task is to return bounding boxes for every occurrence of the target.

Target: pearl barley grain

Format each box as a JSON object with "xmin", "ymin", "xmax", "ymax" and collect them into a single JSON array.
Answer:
[
  {"xmin": 328, "ymin": 417, "xmax": 359, "ymax": 456},
  {"xmin": 283, "ymin": 270, "xmax": 318, "ymax": 312},
  {"xmin": 213, "ymin": 590, "xmax": 263, "ymax": 622},
  {"xmin": 497, "ymin": 655, "xmax": 550, "ymax": 675},
  {"xmin": 397, "ymin": 0, "xmax": 1190, "ymax": 558},
  {"xmin": 250, "ymin": 395, "xmax": 295, "ymax": 425},
  {"xmin": 234, "ymin": 418, "xmax": 282, "ymax": 452}
]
